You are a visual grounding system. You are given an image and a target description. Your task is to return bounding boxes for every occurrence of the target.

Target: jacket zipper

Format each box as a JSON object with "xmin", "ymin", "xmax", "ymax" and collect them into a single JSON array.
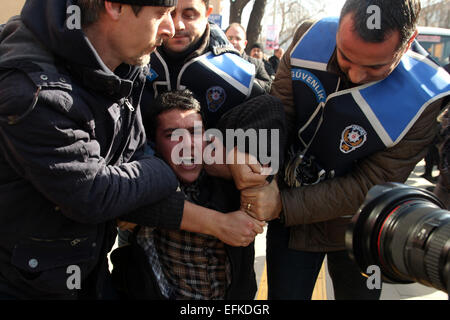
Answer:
[
  {"xmin": 124, "ymin": 98, "xmax": 135, "ymax": 112},
  {"xmin": 109, "ymin": 98, "xmax": 137, "ymax": 164},
  {"xmin": 29, "ymin": 237, "xmax": 89, "ymax": 247}
]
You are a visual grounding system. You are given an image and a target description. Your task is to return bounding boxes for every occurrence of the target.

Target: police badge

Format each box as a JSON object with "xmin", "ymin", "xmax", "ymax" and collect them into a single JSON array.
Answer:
[
  {"xmin": 206, "ymin": 86, "xmax": 226, "ymax": 112},
  {"xmin": 340, "ymin": 124, "xmax": 367, "ymax": 154}
]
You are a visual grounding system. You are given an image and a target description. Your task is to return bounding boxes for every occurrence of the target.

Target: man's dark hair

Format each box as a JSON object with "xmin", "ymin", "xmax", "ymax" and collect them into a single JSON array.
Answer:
[
  {"xmin": 148, "ymin": 90, "xmax": 203, "ymax": 139},
  {"xmin": 77, "ymin": 0, "xmax": 142, "ymax": 28},
  {"xmin": 339, "ymin": 0, "xmax": 421, "ymax": 49}
]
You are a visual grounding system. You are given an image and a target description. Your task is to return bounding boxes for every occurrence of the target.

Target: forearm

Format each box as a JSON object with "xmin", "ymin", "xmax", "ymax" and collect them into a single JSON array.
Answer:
[
  {"xmin": 179, "ymin": 201, "xmax": 265, "ymax": 247},
  {"xmin": 180, "ymin": 201, "xmax": 222, "ymax": 236},
  {"xmin": 281, "ymin": 100, "xmax": 442, "ymax": 226},
  {"xmin": 0, "ymin": 103, "xmax": 179, "ymax": 224},
  {"xmin": 121, "ymin": 189, "xmax": 185, "ymax": 229}
]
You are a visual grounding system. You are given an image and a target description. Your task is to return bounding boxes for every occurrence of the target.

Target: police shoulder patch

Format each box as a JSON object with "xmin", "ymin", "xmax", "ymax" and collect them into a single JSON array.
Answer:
[
  {"xmin": 206, "ymin": 86, "xmax": 226, "ymax": 112},
  {"xmin": 340, "ymin": 124, "xmax": 367, "ymax": 154}
]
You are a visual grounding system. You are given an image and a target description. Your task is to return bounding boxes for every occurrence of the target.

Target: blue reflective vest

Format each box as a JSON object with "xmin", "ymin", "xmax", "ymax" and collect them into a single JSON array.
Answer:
[
  {"xmin": 145, "ymin": 49, "xmax": 256, "ymax": 128},
  {"xmin": 290, "ymin": 17, "xmax": 450, "ymax": 176}
]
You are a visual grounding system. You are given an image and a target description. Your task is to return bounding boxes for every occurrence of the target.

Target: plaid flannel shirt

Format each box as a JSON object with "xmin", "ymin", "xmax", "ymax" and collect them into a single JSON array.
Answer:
[{"xmin": 137, "ymin": 173, "xmax": 231, "ymax": 299}]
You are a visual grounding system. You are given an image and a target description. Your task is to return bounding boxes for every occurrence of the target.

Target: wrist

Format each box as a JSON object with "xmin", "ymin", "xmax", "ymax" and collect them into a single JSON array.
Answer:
[
  {"xmin": 203, "ymin": 208, "xmax": 224, "ymax": 238},
  {"xmin": 181, "ymin": 202, "xmax": 221, "ymax": 236}
]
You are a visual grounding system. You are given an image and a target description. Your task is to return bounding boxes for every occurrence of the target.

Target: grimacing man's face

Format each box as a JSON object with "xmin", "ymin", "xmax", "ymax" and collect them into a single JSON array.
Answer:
[{"xmin": 155, "ymin": 109, "xmax": 205, "ymax": 184}]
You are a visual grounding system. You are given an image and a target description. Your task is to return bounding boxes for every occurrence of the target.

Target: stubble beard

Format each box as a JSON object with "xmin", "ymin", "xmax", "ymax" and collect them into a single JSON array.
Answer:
[{"xmin": 129, "ymin": 38, "xmax": 162, "ymax": 67}]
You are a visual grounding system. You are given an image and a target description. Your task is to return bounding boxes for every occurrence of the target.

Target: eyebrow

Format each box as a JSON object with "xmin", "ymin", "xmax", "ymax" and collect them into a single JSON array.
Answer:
[
  {"xmin": 162, "ymin": 126, "xmax": 197, "ymax": 134},
  {"xmin": 338, "ymin": 48, "xmax": 389, "ymax": 68},
  {"xmin": 163, "ymin": 128, "xmax": 176, "ymax": 133},
  {"xmin": 182, "ymin": 7, "xmax": 198, "ymax": 13}
]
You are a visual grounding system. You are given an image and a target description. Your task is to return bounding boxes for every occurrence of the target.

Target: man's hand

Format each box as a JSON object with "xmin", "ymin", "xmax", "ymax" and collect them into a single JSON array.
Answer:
[
  {"xmin": 215, "ymin": 210, "xmax": 266, "ymax": 247},
  {"xmin": 240, "ymin": 178, "xmax": 282, "ymax": 221},
  {"xmin": 227, "ymin": 146, "xmax": 268, "ymax": 190},
  {"xmin": 180, "ymin": 202, "xmax": 265, "ymax": 247}
]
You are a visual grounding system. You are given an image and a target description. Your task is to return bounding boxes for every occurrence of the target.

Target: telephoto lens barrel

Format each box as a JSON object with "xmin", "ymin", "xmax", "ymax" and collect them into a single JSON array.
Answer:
[{"xmin": 346, "ymin": 183, "xmax": 450, "ymax": 293}]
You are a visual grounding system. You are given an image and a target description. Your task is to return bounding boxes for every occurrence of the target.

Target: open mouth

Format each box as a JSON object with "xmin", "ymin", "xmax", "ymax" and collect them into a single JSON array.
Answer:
[
  {"xmin": 180, "ymin": 156, "xmax": 195, "ymax": 164},
  {"xmin": 179, "ymin": 156, "xmax": 199, "ymax": 170}
]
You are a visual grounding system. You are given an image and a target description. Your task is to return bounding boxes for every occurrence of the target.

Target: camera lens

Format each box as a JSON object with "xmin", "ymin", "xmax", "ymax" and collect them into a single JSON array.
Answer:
[{"xmin": 346, "ymin": 183, "xmax": 450, "ymax": 293}]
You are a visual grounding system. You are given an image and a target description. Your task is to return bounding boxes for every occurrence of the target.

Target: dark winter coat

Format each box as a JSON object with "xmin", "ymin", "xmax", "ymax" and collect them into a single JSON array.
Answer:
[{"xmin": 0, "ymin": 0, "xmax": 182, "ymax": 299}]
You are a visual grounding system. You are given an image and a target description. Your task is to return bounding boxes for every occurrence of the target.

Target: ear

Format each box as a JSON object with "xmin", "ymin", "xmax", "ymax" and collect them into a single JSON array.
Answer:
[
  {"xmin": 404, "ymin": 29, "xmax": 418, "ymax": 53},
  {"xmin": 206, "ymin": 5, "xmax": 213, "ymax": 18},
  {"xmin": 104, "ymin": 1, "xmax": 123, "ymax": 21}
]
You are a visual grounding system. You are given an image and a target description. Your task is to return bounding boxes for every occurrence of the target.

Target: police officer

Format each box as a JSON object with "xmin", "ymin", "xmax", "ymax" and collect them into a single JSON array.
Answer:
[
  {"xmin": 142, "ymin": 0, "xmax": 265, "ymax": 130},
  {"xmin": 240, "ymin": 0, "xmax": 450, "ymax": 300}
]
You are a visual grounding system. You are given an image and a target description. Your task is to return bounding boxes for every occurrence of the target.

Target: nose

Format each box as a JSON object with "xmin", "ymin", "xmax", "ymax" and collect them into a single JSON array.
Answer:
[
  {"xmin": 159, "ymin": 11, "xmax": 175, "ymax": 40},
  {"xmin": 180, "ymin": 131, "xmax": 193, "ymax": 148},
  {"xmin": 172, "ymin": 14, "xmax": 186, "ymax": 33},
  {"xmin": 348, "ymin": 66, "xmax": 368, "ymax": 84}
]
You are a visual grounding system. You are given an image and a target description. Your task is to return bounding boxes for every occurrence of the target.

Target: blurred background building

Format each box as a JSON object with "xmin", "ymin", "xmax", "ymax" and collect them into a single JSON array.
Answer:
[{"xmin": 418, "ymin": 0, "xmax": 450, "ymax": 29}]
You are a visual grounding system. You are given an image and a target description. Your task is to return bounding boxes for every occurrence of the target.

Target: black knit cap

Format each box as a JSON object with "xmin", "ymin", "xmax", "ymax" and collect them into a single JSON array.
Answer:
[
  {"xmin": 251, "ymin": 42, "xmax": 263, "ymax": 50},
  {"xmin": 107, "ymin": 0, "xmax": 177, "ymax": 6}
]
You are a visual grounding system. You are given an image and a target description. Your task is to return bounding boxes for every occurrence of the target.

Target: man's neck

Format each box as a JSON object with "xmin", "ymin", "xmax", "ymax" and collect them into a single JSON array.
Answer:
[
  {"xmin": 84, "ymin": 24, "xmax": 120, "ymax": 72},
  {"xmin": 161, "ymin": 43, "xmax": 198, "ymax": 62}
]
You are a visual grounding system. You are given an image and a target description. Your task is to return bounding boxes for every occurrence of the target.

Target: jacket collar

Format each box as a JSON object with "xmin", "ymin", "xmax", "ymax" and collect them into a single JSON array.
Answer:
[
  {"xmin": 157, "ymin": 23, "xmax": 239, "ymax": 63},
  {"xmin": 66, "ymin": 62, "xmax": 145, "ymax": 100}
]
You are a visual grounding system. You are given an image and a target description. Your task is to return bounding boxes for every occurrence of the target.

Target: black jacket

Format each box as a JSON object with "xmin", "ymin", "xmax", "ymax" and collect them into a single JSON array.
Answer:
[{"xmin": 0, "ymin": 0, "xmax": 182, "ymax": 299}]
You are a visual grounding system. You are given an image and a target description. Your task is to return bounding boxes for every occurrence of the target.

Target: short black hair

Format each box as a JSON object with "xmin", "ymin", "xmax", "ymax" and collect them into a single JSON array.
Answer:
[
  {"xmin": 148, "ymin": 90, "xmax": 202, "ymax": 140},
  {"xmin": 339, "ymin": 0, "xmax": 421, "ymax": 49}
]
